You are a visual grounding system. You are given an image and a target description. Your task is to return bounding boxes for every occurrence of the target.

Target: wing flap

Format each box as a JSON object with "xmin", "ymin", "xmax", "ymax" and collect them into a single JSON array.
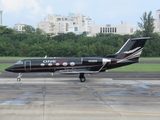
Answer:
[
  {"xmin": 59, "ymin": 69, "xmax": 99, "ymax": 74},
  {"xmin": 59, "ymin": 60, "xmax": 110, "ymax": 74}
]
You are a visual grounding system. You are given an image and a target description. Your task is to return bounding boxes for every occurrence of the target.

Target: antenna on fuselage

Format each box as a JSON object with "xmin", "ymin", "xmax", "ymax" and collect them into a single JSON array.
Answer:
[{"xmin": 44, "ymin": 55, "xmax": 47, "ymax": 58}]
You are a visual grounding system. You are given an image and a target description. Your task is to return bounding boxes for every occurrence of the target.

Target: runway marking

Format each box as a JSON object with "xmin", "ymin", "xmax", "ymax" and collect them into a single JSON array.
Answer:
[
  {"xmin": 1, "ymin": 106, "xmax": 160, "ymax": 116},
  {"xmin": 0, "ymin": 112, "xmax": 160, "ymax": 117},
  {"xmin": 113, "ymin": 78, "xmax": 160, "ymax": 80}
]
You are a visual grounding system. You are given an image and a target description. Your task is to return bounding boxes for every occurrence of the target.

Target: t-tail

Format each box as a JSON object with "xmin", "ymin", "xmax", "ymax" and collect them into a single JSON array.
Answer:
[{"xmin": 107, "ymin": 37, "xmax": 151, "ymax": 69}]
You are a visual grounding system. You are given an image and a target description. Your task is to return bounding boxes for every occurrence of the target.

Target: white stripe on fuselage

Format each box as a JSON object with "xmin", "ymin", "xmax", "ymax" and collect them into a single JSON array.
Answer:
[
  {"xmin": 117, "ymin": 48, "xmax": 143, "ymax": 63},
  {"xmin": 124, "ymin": 47, "xmax": 141, "ymax": 54}
]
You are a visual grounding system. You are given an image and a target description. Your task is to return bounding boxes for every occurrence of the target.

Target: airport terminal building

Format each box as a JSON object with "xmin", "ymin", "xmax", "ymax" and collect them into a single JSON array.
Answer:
[
  {"xmin": 90, "ymin": 9, "xmax": 160, "ymax": 36},
  {"xmin": 90, "ymin": 22, "xmax": 137, "ymax": 36}
]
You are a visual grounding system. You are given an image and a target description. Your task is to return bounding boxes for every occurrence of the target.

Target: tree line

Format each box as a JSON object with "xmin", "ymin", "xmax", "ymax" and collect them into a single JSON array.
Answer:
[{"xmin": 0, "ymin": 11, "xmax": 160, "ymax": 57}]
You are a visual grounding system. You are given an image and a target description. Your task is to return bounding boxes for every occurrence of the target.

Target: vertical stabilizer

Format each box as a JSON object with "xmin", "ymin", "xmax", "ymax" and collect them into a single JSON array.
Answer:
[{"xmin": 108, "ymin": 37, "xmax": 151, "ymax": 61}]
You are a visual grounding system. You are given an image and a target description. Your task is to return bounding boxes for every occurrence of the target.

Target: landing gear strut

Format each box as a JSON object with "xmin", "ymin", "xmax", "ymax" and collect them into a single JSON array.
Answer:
[
  {"xmin": 17, "ymin": 73, "xmax": 23, "ymax": 82},
  {"xmin": 79, "ymin": 73, "xmax": 86, "ymax": 82}
]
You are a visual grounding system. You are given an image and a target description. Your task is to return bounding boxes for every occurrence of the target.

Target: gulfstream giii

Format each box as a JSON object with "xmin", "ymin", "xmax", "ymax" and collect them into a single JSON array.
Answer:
[{"xmin": 5, "ymin": 37, "xmax": 151, "ymax": 82}]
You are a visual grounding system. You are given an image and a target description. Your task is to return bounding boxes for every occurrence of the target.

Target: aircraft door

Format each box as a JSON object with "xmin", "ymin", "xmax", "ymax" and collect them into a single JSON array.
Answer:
[{"xmin": 24, "ymin": 60, "xmax": 31, "ymax": 72}]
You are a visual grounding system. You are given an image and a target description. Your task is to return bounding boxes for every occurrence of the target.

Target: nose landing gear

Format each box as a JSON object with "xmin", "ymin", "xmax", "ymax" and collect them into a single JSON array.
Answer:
[
  {"xmin": 17, "ymin": 78, "xmax": 21, "ymax": 82},
  {"xmin": 79, "ymin": 73, "xmax": 86, "ymax": 82},
  {"xmin": 17, "ymin": 73, "xmax": 23, "ymax": 82}
]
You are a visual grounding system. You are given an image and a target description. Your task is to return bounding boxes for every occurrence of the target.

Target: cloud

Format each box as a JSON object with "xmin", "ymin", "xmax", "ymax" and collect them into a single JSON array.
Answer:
[
  {"xmin": 46, "ymin": 6, "xmax": 53, "ymax": 15},
  {"xmin": 1, "ymin": 0, "xmax": 25, "ymax": 12},
  {"xmin": 27, "ymin": 0, "xmax": 42, "ymax": 14},
  {"xmin": 1, "ymin": 0, "xmax": 42, "ymax": 18},
  {"xmin": 73, "ymin": 0, "xmax": 86, "ymax": 12},
  {"xmin": 24, "ymin": 0, "xmax": 43, "ymax": 20}
]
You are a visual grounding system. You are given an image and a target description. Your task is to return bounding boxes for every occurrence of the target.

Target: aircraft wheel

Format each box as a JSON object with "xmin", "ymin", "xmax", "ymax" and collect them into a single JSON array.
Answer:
[
  {"xmin": 79, "ymin": 73, "xmax": 86, "ymax": 82},
  {"xmin": 17, "ymin": 78, "xmax": 21, "ymax": 82},
  {"xmin": 80, "ymin": 77, "xmax": 86, "ymax": 82}
]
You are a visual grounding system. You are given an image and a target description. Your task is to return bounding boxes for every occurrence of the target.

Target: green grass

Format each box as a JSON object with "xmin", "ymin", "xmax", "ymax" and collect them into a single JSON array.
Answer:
[
  {"xmin": 109, "ymin": 64, "xmax": 160, "ymax": 72},
  {"xmin": 0, "ymin": 57, "xmax": 39, "ymax": 60},
  {"xmin": 0, "ymin": 63, "xmax": 12, "ymax": 72},
  {"xmin": 139, "ymin": 57, "xmax": 160, "ymax": 60}
]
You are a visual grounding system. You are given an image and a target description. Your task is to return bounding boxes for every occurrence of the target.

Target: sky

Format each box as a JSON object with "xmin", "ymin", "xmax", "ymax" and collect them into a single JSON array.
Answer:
[{"xmin": 0, "ymin": 0, "xmax": 160, "ymax": 28}]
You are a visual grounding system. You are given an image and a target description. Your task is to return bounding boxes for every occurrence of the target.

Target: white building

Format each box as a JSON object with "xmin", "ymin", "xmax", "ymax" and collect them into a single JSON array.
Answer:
[
  {"xmin": 0, "ymin": 11, "xmax": 2, "ymax": 25},
  {"xmin": 37, "ymin": 13, "xmax": 92, "ymax": 35},
  {"xmin": 37, "ymin": 21, "xmax": 54, "ymax": 33},
  {"xmin": 154, "ymin": 9, "xmax": 160, "ymax": 33},
  {"xmin": 90, "ymin": 22, "xmax": 136, "ymax": 36},
  {"xmin": 14, "ymin": 22, "xmax": 28, "ymax": 32},
  {"xmin": 83, "ymin": 16, "xmax": 92, "ymax": 33}
]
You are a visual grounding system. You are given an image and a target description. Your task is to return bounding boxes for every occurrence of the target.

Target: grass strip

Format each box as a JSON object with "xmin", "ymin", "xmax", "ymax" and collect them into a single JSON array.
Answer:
[
  {"xmin": 0, "ymin": 57, "xmax": 38, "ymax": 60},
  {"xmin": 140, "ymin": 57, "xmax": 160, "ymax": 61},
  {"xmin": 0, "ymin": 63, "xmax": 13, "ymax": 72},
  {"xmin": 109, "ymin": 64, "xmax": 160, "ymax": 72}
]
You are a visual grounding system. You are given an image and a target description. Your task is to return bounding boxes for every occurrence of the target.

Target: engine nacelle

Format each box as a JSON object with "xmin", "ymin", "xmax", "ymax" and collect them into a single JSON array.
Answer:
[{"xmin": 82, "ymin": 58, "xmax": 102, "ymax": 65}]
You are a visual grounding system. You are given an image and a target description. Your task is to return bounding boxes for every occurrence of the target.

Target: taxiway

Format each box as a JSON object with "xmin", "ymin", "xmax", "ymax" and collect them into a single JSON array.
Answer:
[{"xmin": 0, "ymin": 72, "xmax": 160, "ymax": 120}]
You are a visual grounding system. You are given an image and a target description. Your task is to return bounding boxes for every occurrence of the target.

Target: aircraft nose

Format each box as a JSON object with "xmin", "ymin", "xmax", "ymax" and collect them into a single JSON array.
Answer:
[{"xmin": 5, "ymin": 66, "xmax": 13, "ymax": 72}]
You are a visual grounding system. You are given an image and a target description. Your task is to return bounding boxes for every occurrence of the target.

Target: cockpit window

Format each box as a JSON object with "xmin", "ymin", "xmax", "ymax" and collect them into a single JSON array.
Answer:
[{"xmin": 15, "ymin": 60, "xmax": 23, "ymax": 64}]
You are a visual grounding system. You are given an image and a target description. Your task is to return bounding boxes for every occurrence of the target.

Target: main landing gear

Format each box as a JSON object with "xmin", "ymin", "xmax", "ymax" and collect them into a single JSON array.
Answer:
[
  {"xmin": 17, "ymin": 73, "xmax": 23, "ymax": 82},
  {"xmin": 79, "ymin": 73, "xmax": 86, "ymax": 82}
]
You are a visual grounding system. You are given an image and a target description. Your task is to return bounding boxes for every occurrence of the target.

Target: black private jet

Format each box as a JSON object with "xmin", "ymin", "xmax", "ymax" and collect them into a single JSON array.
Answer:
[{"xmin": 5, "ymin": 37, "xmax": 151, "ymax": 82}]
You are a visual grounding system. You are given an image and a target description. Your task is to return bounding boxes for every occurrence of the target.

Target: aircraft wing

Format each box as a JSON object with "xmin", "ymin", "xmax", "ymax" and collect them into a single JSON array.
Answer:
[{"xmin": 59, "ymin": 69, "xmax": 100, "ymax": 74}]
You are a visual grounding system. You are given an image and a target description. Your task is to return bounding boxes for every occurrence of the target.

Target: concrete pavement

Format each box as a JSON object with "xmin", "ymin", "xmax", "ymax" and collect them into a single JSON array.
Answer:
[{"xmin": 0, "ymin": 77, "xmax": 160, "ymax": 120}]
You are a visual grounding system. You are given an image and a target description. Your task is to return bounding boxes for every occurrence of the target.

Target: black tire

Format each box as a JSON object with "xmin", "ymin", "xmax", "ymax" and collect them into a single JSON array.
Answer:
[
  {"xmin": 80, "ymin": 77, "xmax": 86, "ymax": 82},
  {"xmin": 17, "ymin": 78, "xmax": 21, "ymax": 82}
]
